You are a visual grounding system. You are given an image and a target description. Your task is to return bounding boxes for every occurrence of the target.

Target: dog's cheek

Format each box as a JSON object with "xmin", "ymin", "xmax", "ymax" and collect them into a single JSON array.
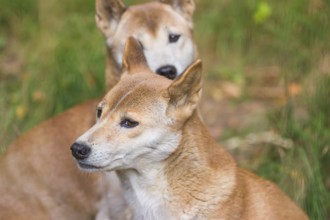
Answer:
[{"xmin": 126, "ymin": 128, "xmax": 143, "ymax": 139}]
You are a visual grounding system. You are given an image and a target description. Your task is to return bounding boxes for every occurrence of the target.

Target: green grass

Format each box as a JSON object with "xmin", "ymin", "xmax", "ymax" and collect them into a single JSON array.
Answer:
[
  {"xmin": 1, "ymin": 0, "xmax": 330, "ymax": 219},
  {"xmin": 0, "ymin": 0, "xmax": 105, "ymax": 144},
  {"xmin": 264, "ymin": 75, "xmax": 330, "ymax": 219}
]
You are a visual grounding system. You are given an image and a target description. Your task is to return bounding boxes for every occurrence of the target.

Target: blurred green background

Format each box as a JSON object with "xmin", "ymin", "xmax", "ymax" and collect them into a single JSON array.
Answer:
[{"xmin": 0, "ymin": 0, "xmax": 329, "ymax": 219}]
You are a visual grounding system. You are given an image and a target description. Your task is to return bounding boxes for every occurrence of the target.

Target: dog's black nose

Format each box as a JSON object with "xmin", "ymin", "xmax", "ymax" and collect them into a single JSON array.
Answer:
[
  {"xmin": 156, "ymin": 65, "xmax": 177, "ymax": 80},
  {"xmin": 71, "ymin": 142, "xmax": 91, "ymax": 160}
]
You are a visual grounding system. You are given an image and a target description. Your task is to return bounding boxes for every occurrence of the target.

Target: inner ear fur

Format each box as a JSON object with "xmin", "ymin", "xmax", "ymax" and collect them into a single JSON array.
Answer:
[
  {"xmin": 122, "ymin": 37, "xmax": 149, "ymax": 74},
  {"xmin": 95, "ymin": 0, "xmax": 126, "ymax": 37},
  {"xmin": 167, "ymin": 59, "xmax": 203, "ymax": 108},
  {"xmin": 159, "ymin": 0, "xmax": 195, "ymax": 23}
]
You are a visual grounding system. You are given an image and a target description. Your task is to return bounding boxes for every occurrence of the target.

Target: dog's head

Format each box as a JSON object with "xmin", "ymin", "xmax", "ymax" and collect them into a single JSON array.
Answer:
[
  {"xmin": 71, "ymin": 37, "xmax": 202, "ymax": 172},
  {"xmin": 96, "ymin": 0, "xmax": 197, "ymax": 80}
]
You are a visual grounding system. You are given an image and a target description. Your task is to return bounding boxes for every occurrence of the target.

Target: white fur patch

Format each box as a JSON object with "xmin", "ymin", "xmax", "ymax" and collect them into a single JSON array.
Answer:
[{"xmin": 118, "ymin": 166, "xmax": 174, "ymax": 220}]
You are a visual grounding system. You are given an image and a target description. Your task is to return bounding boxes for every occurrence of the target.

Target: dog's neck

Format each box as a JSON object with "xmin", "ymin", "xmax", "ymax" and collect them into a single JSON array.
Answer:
[{"xmin": 115, "ymin": 111, "xmax": 239, "ymax": 220}]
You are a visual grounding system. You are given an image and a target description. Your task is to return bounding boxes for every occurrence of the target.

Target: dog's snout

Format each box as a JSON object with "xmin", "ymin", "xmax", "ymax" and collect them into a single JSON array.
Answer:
[
  {"xmin": 156, "ymin": 65, "xmax": 177, "ymax": 80},
  {"xmin": 71, "ymin": 142, "xmax": 91, "ymax": 160}
]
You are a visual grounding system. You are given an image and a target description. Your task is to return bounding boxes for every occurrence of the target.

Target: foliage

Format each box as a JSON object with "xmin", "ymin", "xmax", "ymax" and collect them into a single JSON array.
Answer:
[
  {"xmin": 0, "ymin": 0, "xmax": 105, "ymax": 144},
  {"xmin": 265, "ymin": 75, "xmax": 330, "ymax": 219}
]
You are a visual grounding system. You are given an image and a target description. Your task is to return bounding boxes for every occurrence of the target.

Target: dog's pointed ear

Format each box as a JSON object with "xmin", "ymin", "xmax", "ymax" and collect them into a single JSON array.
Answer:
[
  {"xmin": 166, "ymin": 59, "xmax": 202, "ymax": 116},
  {"xmin": 159, "ymin": 0, "xmax": 195, "ymax": 25},
  {"xmin": 122, "ymin": 37, "xmax": 148, "ymax": 74},
  {"xmin": 95, "ymin": 0, "xmax": 126, "ymax": 39}
]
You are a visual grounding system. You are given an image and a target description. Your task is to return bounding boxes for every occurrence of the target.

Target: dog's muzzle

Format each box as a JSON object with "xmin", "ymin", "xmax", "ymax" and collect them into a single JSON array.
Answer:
[
  {"xmin": 71, "ymin": 142, "xmax": 91, "ymax": 160},
  {"xmin": 156, "ymin": 65, "xmax": 177, "ymax": 80}
]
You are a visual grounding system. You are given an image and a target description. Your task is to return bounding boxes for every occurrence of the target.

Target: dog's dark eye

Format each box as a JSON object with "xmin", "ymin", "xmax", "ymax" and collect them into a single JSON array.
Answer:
[
  {"xmin": 96, "ymin": 107, "xmax": 103, "ymax": 119},
  {"xmin": 120, "ymin": 118, "xmax": 139, "ymax": 128},
  {"xmin": 169, "ymin": 34, "xmax": 181, "ymax": 43}
]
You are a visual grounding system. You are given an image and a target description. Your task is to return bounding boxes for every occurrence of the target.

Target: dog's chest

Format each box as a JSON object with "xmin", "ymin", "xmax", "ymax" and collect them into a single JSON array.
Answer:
[
  {"xmin": 121, "ymin": 173, "xmax": 206, "ymax": 220},
  {"xmin": 120, "ymin": 169, "xmax": 176, "ymax": 220}
]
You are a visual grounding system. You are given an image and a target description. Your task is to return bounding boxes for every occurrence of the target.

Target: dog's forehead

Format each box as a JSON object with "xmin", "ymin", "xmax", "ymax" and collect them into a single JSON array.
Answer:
[
  {"xmin": 103, "ymin": 72, "xmax": 171, "ymax": 111},
  {"xmin": 120, "ymin": 2, "xmax": 189, "ymax": 36}
]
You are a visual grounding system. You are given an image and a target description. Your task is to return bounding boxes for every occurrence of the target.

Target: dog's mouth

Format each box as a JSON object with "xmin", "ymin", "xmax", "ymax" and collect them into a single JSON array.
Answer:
[
  {"xmin": 77, "ymin": 162, "xmax": 104, "ymax": 171},
  {"xmin": 76, "ymin": 157, "xmax": 123, "ymax": 172}
]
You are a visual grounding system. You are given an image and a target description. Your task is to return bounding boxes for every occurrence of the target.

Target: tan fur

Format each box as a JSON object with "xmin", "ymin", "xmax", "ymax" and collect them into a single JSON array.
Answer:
[
  {"xmin": 0, "ymin": 0, "xmax": 198, "ymax": 219},
  {"xmin": 72, "ymin": 38, "xmax": 309, "ymax": 220}
]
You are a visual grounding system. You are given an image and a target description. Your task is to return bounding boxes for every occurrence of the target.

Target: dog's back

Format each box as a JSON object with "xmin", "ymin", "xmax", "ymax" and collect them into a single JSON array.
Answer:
[
  {"xmin": 237, "ymin": 170, "xmax": 308, "ymax": 219},
  {"xmin": 0, "ymin": 100, "xmax": 101, "ymax": 220}
]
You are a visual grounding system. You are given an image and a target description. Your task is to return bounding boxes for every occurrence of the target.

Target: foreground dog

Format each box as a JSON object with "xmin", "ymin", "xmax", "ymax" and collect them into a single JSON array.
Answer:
[
  {"xmin": 0, "ymin": 0, "xmax": 197, "ymax": 219},
  {"xmin": 72, "ymin": 37, "xmax": 309, "ymax": 220}
]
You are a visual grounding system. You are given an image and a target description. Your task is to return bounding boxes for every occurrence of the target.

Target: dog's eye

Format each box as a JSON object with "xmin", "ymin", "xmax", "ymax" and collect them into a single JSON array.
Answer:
[
  {"xmin": 120, "ymin": 118, "xmax": 139, "ymax": 128},
  {"xmin": 96, "ymin": 107, "xmax": 103, "ymax": 119},
  {"xmin": 169, "ymin": 34, "xmax": 181, "ymax": 43}
]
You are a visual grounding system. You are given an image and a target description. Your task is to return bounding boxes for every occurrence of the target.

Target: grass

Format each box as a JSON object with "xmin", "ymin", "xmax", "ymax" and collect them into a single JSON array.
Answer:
[
  {"xmin": 0, "ymin": 0, "xmax": 106, "ymax": 144},
  {"xmin": 265, "ymin": 77, "xmax": 330, "ymax": 219},
  {"xmin": 1, "ymin": 0, "xmax": 329, "ymax": 219}
]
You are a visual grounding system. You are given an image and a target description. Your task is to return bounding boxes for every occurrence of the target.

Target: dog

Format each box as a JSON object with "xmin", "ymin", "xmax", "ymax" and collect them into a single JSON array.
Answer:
[
  {"xmin": 0, "ymin": 0, "xmax": 198, "ymax": 219},
  {"xmin": 97, "ymin": 0, "xmax": 197, "ymax": 88},
  {"xmin": 71, "ymin": 37, "xmax": 309, "ymax": 220}
]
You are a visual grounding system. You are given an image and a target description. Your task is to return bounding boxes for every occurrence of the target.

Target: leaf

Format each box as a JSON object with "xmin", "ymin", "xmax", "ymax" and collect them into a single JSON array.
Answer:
[{"xmin": 254, "ymin": 2, "xmax": 272, "ymax": 24}]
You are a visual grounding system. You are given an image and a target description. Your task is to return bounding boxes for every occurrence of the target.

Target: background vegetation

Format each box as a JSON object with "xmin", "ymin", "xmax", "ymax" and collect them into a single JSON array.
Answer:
[{"xmin": 1, "ymin": 0, "xmax": 329, "ymax": 219}]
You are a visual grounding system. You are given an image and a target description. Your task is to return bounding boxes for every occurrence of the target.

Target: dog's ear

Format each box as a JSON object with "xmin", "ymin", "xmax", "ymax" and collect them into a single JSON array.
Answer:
[
  {"xmin": 166, "ymin": 59, "xmax": 202, "ymax": 117},
  {"xmin": 159, "ymin": 0, "xmax": 195, "ymax": 25},
  {"xmin": 122, "ymin": 37, "xmax": 148, "ymax": 74},
  {"xmin": 95, "ymin": 0, "xmax": 126, "ymax": 39}
]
